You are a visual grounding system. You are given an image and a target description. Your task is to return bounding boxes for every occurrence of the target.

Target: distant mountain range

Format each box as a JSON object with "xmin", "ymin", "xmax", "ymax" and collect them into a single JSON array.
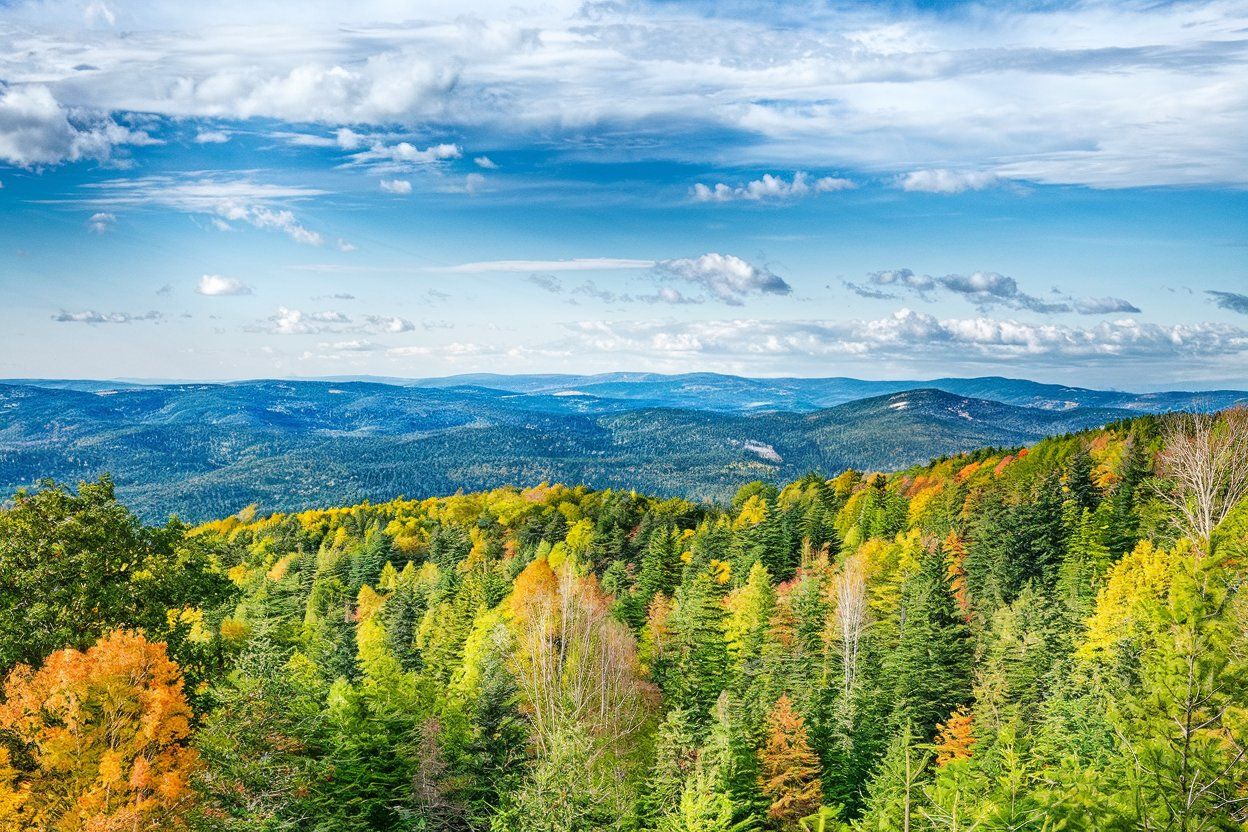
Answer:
[{"xmin": 0, "ymin": 374, "xmax": 1243, "ymax": 522}]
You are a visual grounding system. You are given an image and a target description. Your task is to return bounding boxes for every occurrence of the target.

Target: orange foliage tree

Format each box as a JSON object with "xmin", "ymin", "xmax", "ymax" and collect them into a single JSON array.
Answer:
[
  {"xmin": 933, "ymin": 705, "xmax": 976, "ymax": 766},
  {"xmin": 0, "ymin": 630, "xmax": 199, "ymax": 832},
  {"xmin": 758, "ymin": 694, "xmax": 823, "ymax": 824}
]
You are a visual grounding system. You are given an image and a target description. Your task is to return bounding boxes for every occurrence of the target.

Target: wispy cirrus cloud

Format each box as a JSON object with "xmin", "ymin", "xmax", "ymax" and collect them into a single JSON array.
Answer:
[
  {"xmin": 445, "ymin": 253, "xmax": 789, "ymax": 306},
  {"xmin": 432, "ymin": 258, "xmax": 656, "ymax": 274},
  {"xmin": 72, "ymin": 176, "xmax": 331, "ymax": 245}
]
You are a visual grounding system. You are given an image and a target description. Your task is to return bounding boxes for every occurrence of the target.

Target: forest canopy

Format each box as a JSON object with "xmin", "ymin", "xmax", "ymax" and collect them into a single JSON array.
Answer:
[{"xmin": 0, "ymin": 408, "xmax": 1246, "ymax": 831}]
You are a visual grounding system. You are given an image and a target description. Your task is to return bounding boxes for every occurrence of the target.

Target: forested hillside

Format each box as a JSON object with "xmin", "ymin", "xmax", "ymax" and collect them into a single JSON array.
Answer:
[
  {"xmin": 0, "ymin": 380, "xmax": 1140, "ymax": 521},
  {"xmin": 0, "ymin": 409, "xmax": 1246, "ymax": 831}
]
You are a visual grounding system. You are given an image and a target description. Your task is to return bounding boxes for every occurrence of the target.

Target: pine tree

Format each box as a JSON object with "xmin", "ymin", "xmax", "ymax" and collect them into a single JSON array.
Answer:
[
  {"xmin": 645, "ymin": 706, "xmax": 701, "ymax": 822},
  {"xmin": 759, "ymin": 694, "xmax": 824, "ymax": 824},
  {"xmin": 670, "ymin": 572, "xmax": 729, "ymax": 726},
  {"xmin": 886, "ymin": 545, "xmax": 972, "ymax": 741},
  {"xmin": 856, "ymin": 725, "xmax": 930, "ymax": 832}
]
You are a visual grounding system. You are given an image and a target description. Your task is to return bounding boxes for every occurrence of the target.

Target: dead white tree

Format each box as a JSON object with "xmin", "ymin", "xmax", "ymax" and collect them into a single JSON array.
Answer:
[
  {"xmin": 832, "ymin": 552, "xmax": 869, "ymax": 702},
  {"xmin": 1157, "ymin": 408, "xmax": 1248, "ymax": 552}
]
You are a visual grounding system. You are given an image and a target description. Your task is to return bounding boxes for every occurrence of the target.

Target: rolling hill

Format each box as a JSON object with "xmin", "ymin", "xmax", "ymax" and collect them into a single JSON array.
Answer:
[{"xmin": 0, "ymin": 379, "xmax": 1143, "ymax": 521}]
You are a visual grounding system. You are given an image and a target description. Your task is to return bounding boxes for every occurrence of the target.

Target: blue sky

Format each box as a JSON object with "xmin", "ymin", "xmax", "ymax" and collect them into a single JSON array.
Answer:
[{"xmin": 1, "ymin": 0, "xmax": 1246, "ymax": 387}]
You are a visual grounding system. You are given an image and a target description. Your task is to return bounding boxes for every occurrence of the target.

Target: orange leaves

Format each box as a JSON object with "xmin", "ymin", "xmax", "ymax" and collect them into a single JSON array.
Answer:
[
  {"xmin": 0, "ymin": 630, "xmax": 199, "ymax": 832},
  {"xmin": 934, "ymin": 706, "xmax": 976, "ymax": 766},
  {"xmin": 942, "ymin": 532, "xmax": 971, "ymax": 621},
  {"xmin": 759, "ymin": 694, "xmax": 823, "ymax": 823}
]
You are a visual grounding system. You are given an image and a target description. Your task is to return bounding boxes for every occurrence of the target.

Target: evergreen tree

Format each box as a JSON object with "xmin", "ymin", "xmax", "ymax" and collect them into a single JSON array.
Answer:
[{"xmin": 758, "ymin": 694, "xmax": 824, "ymax": 825}]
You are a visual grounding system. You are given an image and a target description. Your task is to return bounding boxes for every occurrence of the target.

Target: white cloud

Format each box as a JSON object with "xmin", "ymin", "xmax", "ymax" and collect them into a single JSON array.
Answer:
[
  {"xmin": 433, "ymin": 257, "xmax": 655, "ymax": 274},
  {"xmin": 268, "ymin": 306, "xmax": 351, "ymax": 334},
  {"xmin": 845, "ymin": 268, "xmax": 1141, "ymax": 316},
  {"xmin": 363, "ymin": 315, "xmax": 415, "ymax": 333},
  {"xmin": 654, "ymin": 253, "xmax": 791, "ymax": 305},
  {"xmin": 379, "ymin": 178, "xmax": 412, "ymax": 194},
  {"xmin": 6, "ymin": 2, "xmax": 1245, "ymax": 187},
  {"xmin": 691, "ymin": 172, "xmax": 855, "ymax": 202},
  {"xmin": 0, "ymin": 83, "xmax": 152, "ymax": 167},
  {"xmin": 86, "ymin": 211, "xmax": 115, "ymax": 233},
  {"xmin": 474, "ymin": 155, "xmax": 498, "ymax": 169},
  {"xmin": 320, "ymin": 339, "xmax": 379, "ymax": 352},
  {"xmin": 1074, "ymin": 296, "xmax": 1143, "ymax": 315},
  {"xmin": 196, "ymin": 274, "xmax": 252, "ymax": 296},
  {"xmin": 348, "ymin": 141, "xmax": 461, "ymax": 171},
  {"xmin": 52, "ymin": 309, "xmax": 161, "ymax": 324},
  {"xmin": 194, "ymin": 129, "xmax": 230, "ymax": 143},
  {"xmin": 79, "ymin": 176, "xmax": 327, "ymax": 245},
  {"xmin": 562, "ymin": 310, "xmax": 1248, "ymax": 368},
  {"xmin": 897, "ymin": 169, "xmax": 1002, "ymax": 194}
]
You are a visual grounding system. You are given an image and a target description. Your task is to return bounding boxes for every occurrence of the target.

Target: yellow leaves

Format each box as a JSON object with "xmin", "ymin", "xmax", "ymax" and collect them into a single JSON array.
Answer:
[
  {"xmin": 1081, "ymin": 540, "xmax": 1177, "ymax": 661},
  {"xmin": 564, "ymin": 518, "xmax": 596, "ymax": 559},
  {"xmin": 906, "ymin": 480, "xmax": 944, "ymax": 526},
  {"xmin": 98, "ymin": 750, "xmax": 125, "ymax": 786},
  {"xmin": 734, "ymin": 494, "xmax": 768, "ymax": 528},
  {"xmin": 356, "ymin": 584, "xmax": 385, "ymax": 622},
  {"xmin": 165, "ymin": 607, "xmax": 211, "ymax": 644},
  {"xmin": 218, "ymin": 618, "xmax": 249, "ymax": 644},
  {"xmin": 226, "ymin": 563, "xmax": 249, "ymax": 587},
  {"xmin": 266, "ymin": 553, "xmax": 297, "ymax": 582},
  {"xmin": 0, "ymin": 631, "xmax": 199, "ymax": 831},
  {"xmin": 708, "ymin": 558, "xmax": 732, "ymax": 585}
]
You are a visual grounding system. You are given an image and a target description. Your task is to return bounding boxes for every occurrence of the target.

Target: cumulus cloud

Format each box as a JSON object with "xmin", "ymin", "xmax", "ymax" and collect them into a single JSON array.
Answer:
[
  {"xmin": 1208, "ymin": 290, "xmax": 1248, "ymax": 315},
  {"xmin": 363, "ymin": 315, "xmax": 416, "ymax": 333},
  {"xmin": 52, "ymin": 309, "xmax": 161, "ymax": 324},
  {"xmin": 691, "ymin": 172, "xmax": 854, "ymax": 202},
  {"xmin": 0, "ymin": 83, "xmax": 153, "ymax": 167},
  {"xmin": 5, "ymin": 2, "xmax": 1248, "ymax": 187},
  {"xmin": 86, "ymin": 211, "xmax": 115, "ymax": 233},
  {"xmin": 379, "ymin": 178, "xmax": 412, "ymax": 194},
  {"xmin": 348, "ymin": 141, "xmax": 461, "ymax": 171},
  {"xmin": 846, "ymin": 268, "xmax": 1141, "ymax": 316},
  {"xmin": 193, "ymin": 129, "xmax": 230, "ymax": 143},
  {"xmin": 654, "ymin": 253, "xmax": 791, "ymax": 305},
  {"xmin": 897, "ymin": 169, "xmax": 1003, "ymax": 194},
  {"xmin": 563, "ymin": 310, "xmax": 1248, "ymax": 368},
  {"xmin": 474, "ymin": 155, "xmax": 498, "ymax": 169},
  {"xmin": 268, "ymin": 306, "xmax": 351, "ymax": 334},
  {"xmin": 196, "ymin": 274, "xmax": 252, "ymax": 296}
]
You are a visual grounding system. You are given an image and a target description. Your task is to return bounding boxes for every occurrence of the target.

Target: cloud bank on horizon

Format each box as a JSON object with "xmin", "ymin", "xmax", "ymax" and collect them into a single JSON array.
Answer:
[{"xmin": 1, "ymin": 0, "xmax": 1246, "ymax": 388}]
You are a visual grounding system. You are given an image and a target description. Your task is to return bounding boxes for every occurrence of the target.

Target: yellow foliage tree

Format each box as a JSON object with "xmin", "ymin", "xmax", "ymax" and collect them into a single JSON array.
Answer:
[{"xmin": 0, "ymin": 630, "xmax": 199, "ymax": 832}]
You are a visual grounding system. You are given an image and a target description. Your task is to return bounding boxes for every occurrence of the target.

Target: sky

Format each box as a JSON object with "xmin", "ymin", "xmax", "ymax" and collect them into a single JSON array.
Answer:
[{"xmin": 1, "ymin": 0, "xmax": 1246, "ymax": 388}]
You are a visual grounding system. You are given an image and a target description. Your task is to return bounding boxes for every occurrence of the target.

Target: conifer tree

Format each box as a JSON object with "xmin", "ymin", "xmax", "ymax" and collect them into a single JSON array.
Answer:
[
  {"xmin": 759, "ymin": 694, "xmax": 824, "ymax": 824},
  {"xmin": 886, "ymin": 545, "xmax": 972, "ymax": 740}
]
